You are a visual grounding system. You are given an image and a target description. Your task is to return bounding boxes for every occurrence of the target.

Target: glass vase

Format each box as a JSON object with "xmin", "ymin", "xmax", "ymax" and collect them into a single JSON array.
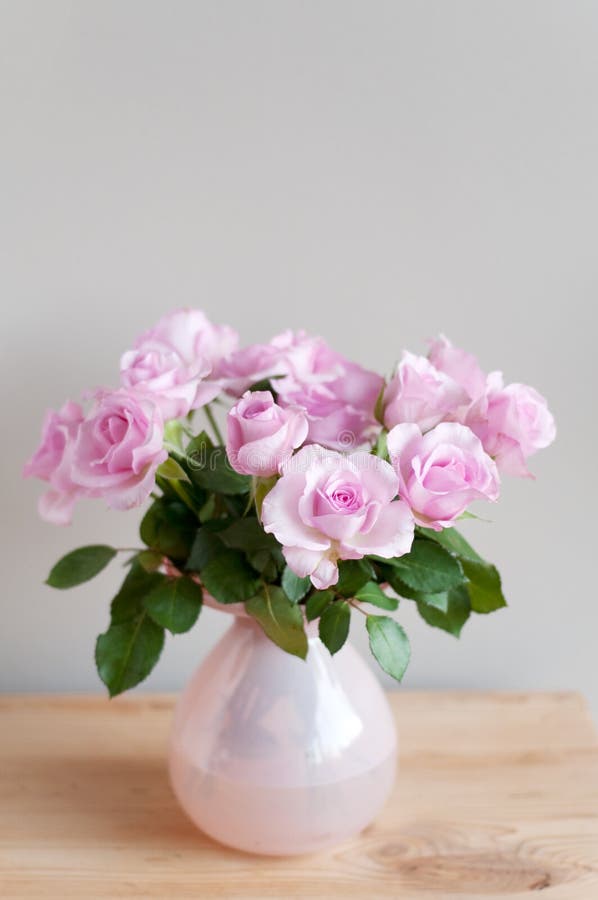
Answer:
[{"xmin": 168, "ymin": 604, "xmax": 397, "ymax": 855}]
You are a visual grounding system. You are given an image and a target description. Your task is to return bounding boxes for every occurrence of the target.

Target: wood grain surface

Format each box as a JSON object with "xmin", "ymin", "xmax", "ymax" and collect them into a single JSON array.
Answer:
[{"xmin": 1, "ymin": 691, "xmax": 597, "ymax": 899}]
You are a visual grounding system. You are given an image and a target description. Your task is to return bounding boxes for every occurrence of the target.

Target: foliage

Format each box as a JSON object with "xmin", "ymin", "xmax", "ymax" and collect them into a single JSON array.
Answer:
[{"xmin": 45, "ymin": 435, "xmax": 508, "ymax": 693}]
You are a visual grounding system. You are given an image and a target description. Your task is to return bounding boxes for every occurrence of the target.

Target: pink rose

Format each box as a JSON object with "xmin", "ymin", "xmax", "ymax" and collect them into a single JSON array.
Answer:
[
  {"xmin": 71, "ymin": 390, "xmax": 167, "ymax": 510},
  {"xmin": 226, "ymin": 391, "xmax": 308, "ymax": 476},
  {"xmin": 383, "ymin": 352, "xmax": 469, "ymax": 432},
  {"xmin": 387, "ymin": 421, "xmax": 500, "ymax": 530},
  {"xmin": 120, "ymin": 347, "xmax": 217, "ymax": 420},
  {"xmin": 23, "ymin": 400, "xmax": 86, "ymax": 525},
  {"xmin": 427, "ymin": 335, "xmax": 487, "ymax": 401},
  {"xmin": 214, "ymin": 343, "xmax": 285, "ymax": 397},
  {"xmin": 271, "ymin": 331, "xmax": 383, "ymax": 449},
  {"xmin": 124, "ymin": 308, "xmax": 239, "ymax": 414},
  {"xmin": 270, "ymin": 330, "xmax": 344, "ymax": 385},
  {"xmin": 287, "ymin": 387, "xmax": 380, "ymax": 451},
  {"xmin": 135, "ymin": 308, "xmax": 239, "ymax": 368},
  {"xmin": 261, "ymin": 445, "xmax": 414, "ymax": 589},
  {"xmin": 466, "ymin": 373, "xmax": 556, "ymax": 477}
]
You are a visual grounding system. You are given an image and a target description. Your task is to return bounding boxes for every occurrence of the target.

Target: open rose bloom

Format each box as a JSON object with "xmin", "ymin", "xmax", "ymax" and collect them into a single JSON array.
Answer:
[
  {"xmin": 262, "ymin": 446, "xmax": 414, "ymax": 589},
  {"xmin": 24, "ymin": 310, "xmax": 555, "ymax": 695}
]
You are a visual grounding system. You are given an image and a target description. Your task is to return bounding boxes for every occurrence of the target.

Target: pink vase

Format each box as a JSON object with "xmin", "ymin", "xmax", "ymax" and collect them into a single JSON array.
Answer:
[{"xmin": 168, "ymin": 604, "xmax": 397, "ymax": 856}]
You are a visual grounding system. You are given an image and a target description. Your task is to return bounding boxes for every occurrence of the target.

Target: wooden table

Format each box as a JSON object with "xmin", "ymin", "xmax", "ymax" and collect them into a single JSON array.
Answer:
[{"xmin": 1, "ymin": 692, "xmax": 597, "ymax": 899}]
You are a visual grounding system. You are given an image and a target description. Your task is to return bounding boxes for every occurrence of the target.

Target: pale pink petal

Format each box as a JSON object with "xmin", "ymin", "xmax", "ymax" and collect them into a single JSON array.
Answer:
[
  {"xmin": 428, "ymin": 334, "xmax": 487, "ymax": 400},
  {"xmin": 283, "ymin": 546, "xmax": 327, "ymax": 579},
  {"xmin": 261, "ymin": 473, "xmax": 330, "ymax": 551},
  {"xmin": 387, "ymin": 423, "xmax": 422, "ymax": 468},
  {"xmin": 38, "ymin": 490, "xmax": 78, "ymax": 526},
  {"xmin": 311, "ymin": 557, "xmax": 339, "ymax": 590},
  {"xmin": 348, "ymin": 451, "xmax": 399, "ymax": 504},
  {"xmin": 343, "ymin": 500, "xmax": 414, "ymax": 557}
]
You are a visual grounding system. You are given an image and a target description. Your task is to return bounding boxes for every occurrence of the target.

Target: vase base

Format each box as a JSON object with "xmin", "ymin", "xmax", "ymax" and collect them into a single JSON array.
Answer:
[{"xmin": 170, "ymin": 749, "xmax": 397, "ymax": 856}]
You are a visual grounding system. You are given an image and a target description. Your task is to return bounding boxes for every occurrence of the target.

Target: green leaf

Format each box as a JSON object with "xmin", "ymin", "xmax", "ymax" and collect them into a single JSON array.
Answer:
[
  {"xmin": 254, "ymin": 552, "xmax": 281, "ymax": 581},
  {"xmin": 319, "ymin": 601, "xmax": 351, "ymax": 655},
  {"xmin": 143, "ymin": 576, "xmax": 202, "ymax": 634},
  {"xmin": 154, "ymin": 473, "xmax": 199, "ymax": 508},
  {"xmin": 335, "ymin": 559, "xmax": 375, "ymax": 597},
  {"xmin": 186, "ymin": 527, "xmax": 226, "ymax": 571},
  {"xmin": 355, "ymin": 581, "xmax": 399, "ymax": 611},
  {"xmin": 46, "ymin": 545, "xmax": 117, "ymax": 589},
  {"xmin": 110, "ymin": 562, "xmax": 165, "ymax": 624},
  {"xmin": 381, "ymin": 567, "xmax": 425, "ymax": 601},
  {"xmin": 305, "ymin": 589, "xmax": 334, "ymax": 621},
  {"xmin": 416, "ymin": 584, "xmax": 471, "ymax": 636},
  {"xmin": 186, "ymin": 429, "xmax": 214, "ymax": 455},
  {"xmin": 188, "ymin": 445, "xmax": 251, "ymax": 495},
  {"xmin": 417, "ymin": 526, "xmax": 506, "ymax": 613},
  {"xmin": 254, "ymin": 475, "xmax": 278, "ymax": 518},
  {"xmin": 140, "ymin": 499, "xmax": 197, "ymax": 561},
  {"xmin": 247, "ymin": 378, "xmax": 276, "ymax": 394},
  {"xmin": 157, "ymin": 457, "xmax": 192, "ymax": 483},
  {"xmin": 136, "ymin": 549, "xmax": 164, "ymax": 573},
  {"xmin": 417, "ymin": 525, "xmax": 483, "ymax": 562},
  {"xmin": 95, "ymin": 615, "xmax": 165, "ymax": 697},
  {"xmin": 366, "ymin": 615, "xmax": 411, "ymax": 682},
  {"xmin": 198, "ymin": 494, "xmax": 217, "ymax": 523},
  {"xmin": 200, "ymin": 549, "xmax": 260, "ymax": 603},
  {"xmin": 385, "ymin": 539, "xmax": 464, "ymax": 594},
  {"xmin": 163, "ymin": 419, "xmax": 185, "ymax": 449},
  {"xmin": 281, "ymin": 566, "xmax": 311, "ymax": 603},
  {"xmin": 245, "ymin": 585, "xmax": 308, "ymax": 659},
  {"xmin": 219, "ymin": 517, "xmax": 279, "ymax": 553},
  {"xmin": 222, "ymin": 494, "xmax": 249, "ymax": 517},
  {"xmin": 202, "ymin": 517, "xmax": 236, "ymax": 533},
  {"xmin": 417, "ymin": 591, "xmax": 449, "ymax": 612},
  {"xmin": 461, "ymin": 558, "xmax": 507, "ymax": 613},
  {"xmin": 380, "ymin": 567, "xmax": 449, "ymax": 610}
]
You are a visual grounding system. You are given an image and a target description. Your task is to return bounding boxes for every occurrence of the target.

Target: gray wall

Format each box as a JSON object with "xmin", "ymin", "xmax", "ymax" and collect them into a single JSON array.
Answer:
[{"xmin": 1, "ymin": 2, "xmax": 596, "ymax": 716}]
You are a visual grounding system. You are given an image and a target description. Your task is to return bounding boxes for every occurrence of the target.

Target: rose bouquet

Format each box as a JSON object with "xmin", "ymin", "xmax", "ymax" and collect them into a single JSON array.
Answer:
[{"xmin": 25, "ymin": 310, "xmax": 555, "ymax": 697}]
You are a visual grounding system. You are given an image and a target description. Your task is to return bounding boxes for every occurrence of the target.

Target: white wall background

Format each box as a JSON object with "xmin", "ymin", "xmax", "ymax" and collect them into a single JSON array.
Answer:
[{"xmin": 1, "ymin": 1, "xmax": 596, "ymax": 716}]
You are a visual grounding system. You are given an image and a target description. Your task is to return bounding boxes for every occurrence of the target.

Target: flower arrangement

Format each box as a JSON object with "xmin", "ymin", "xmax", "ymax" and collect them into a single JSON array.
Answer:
[{"xmin": 25, "ymin": 310, "xmax": 555, "ymax": 696}]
